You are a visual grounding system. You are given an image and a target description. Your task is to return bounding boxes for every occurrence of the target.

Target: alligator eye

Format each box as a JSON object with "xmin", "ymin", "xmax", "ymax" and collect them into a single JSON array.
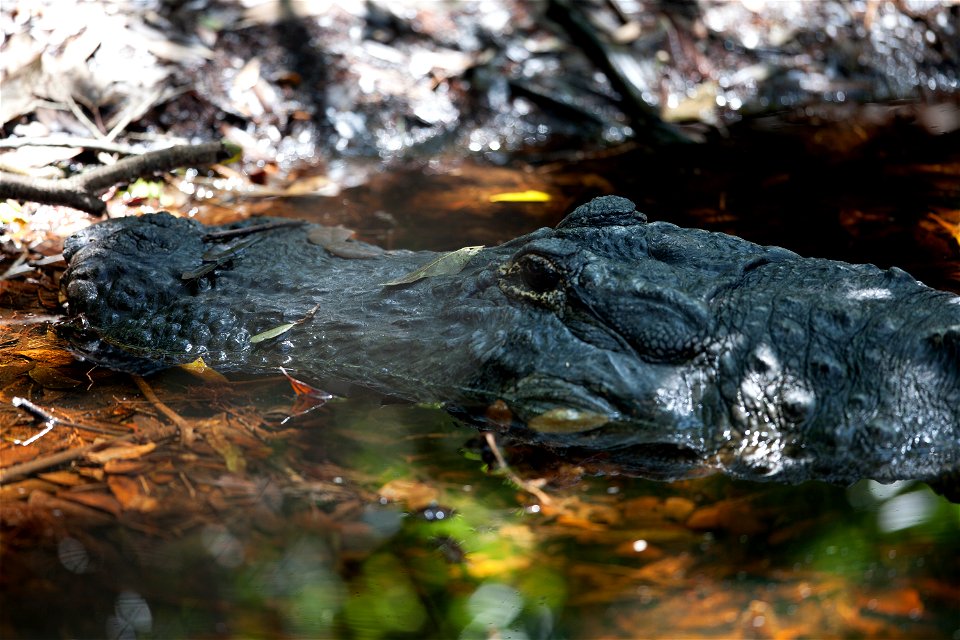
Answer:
[{"xmin": 519, "ymin": 254, "xmax": 561, "ymax": 293}]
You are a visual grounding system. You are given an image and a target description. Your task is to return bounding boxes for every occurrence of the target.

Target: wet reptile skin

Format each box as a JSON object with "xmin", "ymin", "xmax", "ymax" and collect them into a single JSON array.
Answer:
[{"xmin": 58, "ymin": 197, "xmax": 960, "ymax": 493}]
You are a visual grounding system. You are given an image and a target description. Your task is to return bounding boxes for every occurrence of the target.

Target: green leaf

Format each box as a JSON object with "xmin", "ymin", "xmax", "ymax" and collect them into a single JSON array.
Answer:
[
  {"xmin": 382, "ymin": 246, "xmax": 483, "ymax": 286},
  {"xmin": 250, "ymin": 323, "xmax": 296, "ymax": 344}
]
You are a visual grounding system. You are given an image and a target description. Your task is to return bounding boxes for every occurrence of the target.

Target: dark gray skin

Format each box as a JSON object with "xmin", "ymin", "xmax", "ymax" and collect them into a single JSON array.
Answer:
[{"xmin": 58, "ymin": 197, "xmax": 960, "ymax": 493}]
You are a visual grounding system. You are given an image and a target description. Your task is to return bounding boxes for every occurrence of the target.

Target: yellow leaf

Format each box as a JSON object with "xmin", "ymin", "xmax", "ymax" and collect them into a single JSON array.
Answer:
[
  {"xmin": 488, "ymin": 190, "xmax": 551, "ymax": 203},
  {"xmin": 180, "ymin": 357, "xmax": 229, "ymax": 383}
]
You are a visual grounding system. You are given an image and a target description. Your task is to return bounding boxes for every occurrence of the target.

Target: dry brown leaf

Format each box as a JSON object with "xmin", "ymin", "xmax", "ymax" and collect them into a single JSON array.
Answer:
[
  {"xmin": 685, "ymin": 499, "xmax": 767, "ymax": 535},
  {"xmin": 74, "ymin": 466, "xmax": 105, "ymax": 481},
  {"xmin": 59, "ymin": 489, "xmax": 123, "ymax": 517},
  {"xmin": 37, "ymin": 470, "xmax": 87, "ymax": 486},
  {"xmin": 86, "ymin": 442, "xmax": 156, "ymax": 464},
  {"xmin": 10, "ymin": 348, "xmax": 77, "ymax": 366},
  {"xmin": 0, "ymin": 478, "xmax": 60, "ymax": 501},
  {"xmin": 28, "ymin": 490, "xmax": 115, "ymax": 525},
  {"xmin": 28, "ymin": 366, "xmax": 82, "ymax": 389},
  {"xmin": 103, "ymin": 459, "xmax": 150, "ymax": 474},
  {"xmin": 378, "ymin": 479, "xmax": 440, "ymax": 510},
  {"xmin": 0, "ymin": 361, "xmax": 35, "ymax": 385},
  {"xmin": 859, "ymin": 587, "xmax": 924, "ymax": 617},
  {"xmin": 107, "ymin": 475, "xmax": 157, "ymax": 512},
  {"xmin": 202, "ymin": 415, "xmax": 247, "ymax": 473}
]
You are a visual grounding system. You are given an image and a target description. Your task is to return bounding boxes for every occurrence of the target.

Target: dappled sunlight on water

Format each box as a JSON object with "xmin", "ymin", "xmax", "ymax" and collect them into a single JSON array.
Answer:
[{"xmin": 2, "ymin": 384, "xmax": 958, "ymax": 639}]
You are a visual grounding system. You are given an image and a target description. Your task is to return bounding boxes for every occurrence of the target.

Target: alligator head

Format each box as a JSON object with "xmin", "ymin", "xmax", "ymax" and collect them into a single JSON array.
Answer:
[{"xmin": 58, "ymin": 197, "xmax": 960, "ymax": 491}]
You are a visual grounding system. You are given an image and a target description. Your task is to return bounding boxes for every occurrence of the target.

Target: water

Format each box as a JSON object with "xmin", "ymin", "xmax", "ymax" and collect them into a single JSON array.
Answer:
[
  {"xmin": 2, "ymin": 115, "xmax": 959, "ymax": 639},
  {"xmin": 2, "ymin": 388, "xmax": 958, "ymax": 639}
]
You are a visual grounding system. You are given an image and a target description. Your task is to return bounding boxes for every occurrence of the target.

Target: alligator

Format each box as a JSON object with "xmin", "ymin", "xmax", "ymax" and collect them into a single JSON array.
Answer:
[{"xmin": 57, "ymin": 196, "xmax": 960, "ymax": 496}]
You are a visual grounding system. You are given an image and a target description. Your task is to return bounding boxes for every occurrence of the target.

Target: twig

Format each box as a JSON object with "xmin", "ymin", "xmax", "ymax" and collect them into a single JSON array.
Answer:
[
  {"xmin": 0, "ymin": 435, "xmax": 140, "ymax": 485},
  {"xmin": 546, "ymin": 0, "xmax": 689, "ymax": 144},
  {"xmin": 0, "ymin": 140, "xmax": 239, "ymax": 215},
  {"xmin": 483, "ymin": 432, "xmax": 553, "ymax": 505},
  {"xmin": 0, "ymin": 136, "xmax": 144, "ymax": 155},
  {"xmin": 11, "ymin": 397, "xmax": 130, "ymax": 442},
  {"xmin": 0, "ymin": 401, "xmax": 178, "ymax": 485},
  {"xmin": 203, "ymin": 219, "xmax": 306, "ymax": 241},
  {"xmin": 132, "ymin": 375, "xmax": 194, "ymax": 445}
]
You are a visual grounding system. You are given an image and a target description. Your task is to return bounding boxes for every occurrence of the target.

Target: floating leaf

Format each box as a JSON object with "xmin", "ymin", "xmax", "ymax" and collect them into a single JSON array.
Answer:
[
  {"xmin": 250, "ymin": 303, "xmax": 321, "ymax": 345},
  {"xmin": 489, "ymin": 190, "xmax": 551, "ymax": 203},
  {"xmin": 382, "ymin": 246, "xmax": 483, "ymax": 286},
  {"xmin": 307, "ymin": 226, "xmax": 353, "ymax": 246},
  {"xmin": 278, "ymin": 367, "xmax": 333, "ymax": 421},
  {"xmin": 250, "ymin": 322, "xmax": 295, "ymax": 344},
  {"xmin": 308, "ymin": 226, "xmax": 383, "ymax": 259},
  {"xmin": 180, "ymin": 356, "xmax": 229, "ymax": 383}
]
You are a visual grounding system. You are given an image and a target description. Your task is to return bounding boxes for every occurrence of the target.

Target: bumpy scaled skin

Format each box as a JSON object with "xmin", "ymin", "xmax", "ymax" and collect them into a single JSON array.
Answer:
[{"xmin": 59, "ymin": 197, "xmax": 960, "ymax": 492}]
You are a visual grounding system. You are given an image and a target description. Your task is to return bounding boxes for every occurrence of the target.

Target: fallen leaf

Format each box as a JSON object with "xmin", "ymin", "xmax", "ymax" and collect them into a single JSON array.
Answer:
[
  {"xmin": 382, "ymin": 246, "xmax": 483, "ymax": 286},
  {"xmin": 250, "ymin": 322, "xmax": 295, "ymax": 344},
  {"xmin": 11, "ymin": 348, "xmax": 77, "ymax": 366},
  {"xmin": 489, "ymin": 190, "xmax": 552, "ymax": 203},
  {"xmin": 86, "ymin": 442, "xmax": 156, "ymax": 464},
  {"xmin": 59, "ymin": 490, "xmax": 123, "ymax": 517},
  {"xmin": 29, "ymin": 490, "xmax": 115, "ymax": 525},
  {"xmin": 103, "ymin": 459, "xmax": 150, "ymax": 474},
  {"xmin": 203, "ymin": 415, "xmax": 247, "ymax": 473},
  {"xmin": 0, "ymin": 479, "xmax": 60, "ymax": 501},
  {"xmin": 107, "ymin": 475, "xmax": 157, "ymax": 512},
  {"xmin": 179, "ymin": 357, "xmax": 230, "ymax": 383},
  {"xmin": 378, "ymin": 479, "xmax": 440, "ymax": 510},
  {"xmin": 28, "ymin": 366, "xmax": 82, "ymax": 389},
  {"xmin": 37, "ymin": 470, "xmax": 87, "ymax": 486}
]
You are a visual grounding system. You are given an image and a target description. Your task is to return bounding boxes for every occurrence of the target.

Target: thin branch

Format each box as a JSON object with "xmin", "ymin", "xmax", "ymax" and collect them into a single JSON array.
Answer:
[
  {"xmin": 0, "ymin": 140, "xmax": 239, "ymax": 215},
  {"xmin": 0, "ymin": 172, "xmax": 105, "ymax": 213},
  {"xmin": 132, "ymin": 374, "xmax": 194, "ymax": 446},
  {"xmin": 483, "ymin": 432, "xmax": 553, "ymax": 505},
  {"xmin": 0, "ymin": 441, "xmax": 110, "ymax": 485},
  {"xmin": 0, "ymin": 136, "xmax": 145, "ymax": 155}
]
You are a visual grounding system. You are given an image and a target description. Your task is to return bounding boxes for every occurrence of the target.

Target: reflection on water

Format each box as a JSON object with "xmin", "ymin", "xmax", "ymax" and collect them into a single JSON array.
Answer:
[{"xmin": 3, "ymin": 393, "xmax": 957, "ymax": 639}]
